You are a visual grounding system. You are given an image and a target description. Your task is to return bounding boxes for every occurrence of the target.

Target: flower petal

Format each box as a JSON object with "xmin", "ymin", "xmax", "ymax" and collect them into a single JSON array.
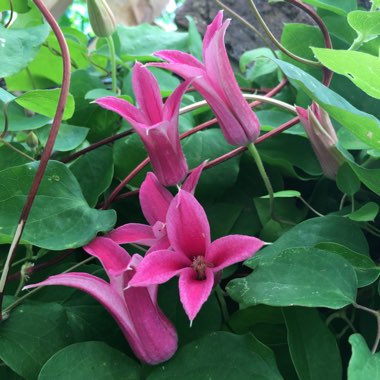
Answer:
[
  {"xmin": 146, "ymin": 234, "xmax": 170, "ymax": 254},
  {"xmin": 154, "ymin": 50, "xmax": 204, "ymax": 69},
  {"xmin": 83, "ymin": 237, "xmax": 130, "ymax": 276},
  {"xmin": 140, "ymin": 172, "xmax": 173, "ymax": 225},
  {"xmin": 202, "ymin": 10, "xmax": 224, "ymax": 58},
  {"xmin": 24, "ymin": 272, "xmax": 133, "ymax": 329},
  {"xmin": 24, "ymin": 273, "xmax": 177, "ymax": 365},
  {"xmin": 181, "ymin": 161, "xmax": 207, "ymax": 194},
  {"xmin": 132, "ymin": 62, "xmax": 163, "ymax": 124},
  {"xmin": 163, "ymin": 78, "xmax": 192, "ymax": 121},
  {"xmin": 207, "ymin": 235, "xmax": 264, "ymax": 272},
  {"xmin": 178, "ymin": 267, "xmax": 214, "ymax": 322},
  {"xmin": 95, "ymin": 96, "xmax": 147, "ymax": 124},
  {"xmin": 129, "ymin": 249, "xmax": 190, "ymax": 287},
  {"xmin": 107, "ymin": 223, "xmax": 156, "ymax": 246},
  {"xmin": 166, "ymin": 191, "xmax": 211, "ymax": 258}
]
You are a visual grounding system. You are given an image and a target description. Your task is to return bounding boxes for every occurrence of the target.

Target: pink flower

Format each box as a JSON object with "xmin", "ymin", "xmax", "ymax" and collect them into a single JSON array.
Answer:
[
  {"xmin": 107, "ymin": 163, "xmax": 206, "ymax": 252},
  {"xmin": 24, "ymin": 237, "xmax": 177, "ymax": 365},
  {"xmin": 149, "ymin": 11, "xmax": 260, "ymax": 147},
  {"xmin": 296, "ymin": 103, "xmax": 343, "ymax": 179},
  {"xmin": 129, "ymin": 191, "xmax": 264, "ymax": 322},
  {"xmin": 95, "ymin": 62, "xmax": 190, "ymax": 186}
]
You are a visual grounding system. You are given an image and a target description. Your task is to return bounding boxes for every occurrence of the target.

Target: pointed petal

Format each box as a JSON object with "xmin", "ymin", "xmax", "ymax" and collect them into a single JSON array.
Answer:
[
  {"xmin": 95, "ymin": 96, "xmax": 147, "ymax": 125},
  {"xmin": 207, "ymin": 235, "xmax": 264, "ymax": 272},
  {"xmin": 129, "ymin": 250, "xmax": 190, "ymax": 287},
  {"xmin": 140, "ymin": 172, "xmax": 173, "ymax": 225},
  {"xmin": 154, "ymin": 50, "xmax": 204, "ymax": 69},
  {"xmin": 166, "ymin": 191, "xmax": 211, "ymax": 258},
  {"xmin": 24, "ymin": 272, "xmax": 133, "ymax": 329},
  {"xmin": 204, "ymin": 21, "xmax": 260, "ymax": 145},
  {"xmin": 295, "ymin": 106, "xmax": 309, "ymax": 125},
  {"xmin": 178, "ymin": 267, "xmax": 214, "ymax": 321},
  {"xmin": 181, "ymin": 161, "xmax": 207, "ymax": 194},
  {"xmin": 132, "ymin": 62, "xmax": 163, "ymax": 124},
  {"xmin": 107, "ymin": 223, "xmax": 156, "ymax": 246},
  {"xmin": 134, "ymin": 121, "xmax": 188, "ymax": 186},
  {"xmin": 25, "ymin": 273, "xmax": 177, "ymax": 365},
  {"xmin": 163, "ymin": 78, "xmax": 192, "ymax": 121},
  {"xmin": 203, "ymin": 10, "xmax": 224, "ymax": 58},
  {"xmin": 83, "ymin": 237, "xmax": 130, "ymax": 276}
]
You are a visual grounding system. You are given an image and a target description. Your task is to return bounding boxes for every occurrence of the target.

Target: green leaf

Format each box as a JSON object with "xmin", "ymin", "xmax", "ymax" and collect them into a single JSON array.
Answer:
[
  {"xmin": 283, "ymin": 307, "xmax": 342, "ymax": 380},
  {"xmin": 261, "ymin": 190, "xmax": 301, "ymax": 199},
  {"xmin": 0, "ymin": 161, "xmax": 115, "ymax": 249},
  {"xmin": 0, "ymin": 100, "xmax": 50, "ymax": 132},
  {"xmin": 336, "ymin": 163, "xmax": 361, "ymax": 195},
  {"xmin": 315, "ymin": 242, "xmax": 380, "ymax": 287},
  {"xmin": 0, "ymin": 23, "xmax": 49, "ymax": 77},
  {"xmin": 148, "ymin": 332, "xmax": 283, "ymax": 380},
  {"xmin": 0, "ymin": 88, "xmax": 16, "ymax": 103},
  {"xmin": 274, "ymin": 59, "xmax": 380, "ymax": 150},
  {"xmin": 117, "ymin": 24, "xmax": 188, "ymax": 58},
  {"xmin": 312, "ymin": 48, "xmax": 380, "ymax": 99},
  {"xmin": 0, "ymin": 0, "xmax": 29, "ymax": 13},
  {"xmin": 299, "ymin": 0, "xmax": 356, "ymax": 15},
  {"xmin": 348, "ymin": 10, "xmax": 380, "ymax": 42},
  {"xmin": 15, "ymin": 89, "xmax": 75, "ymax": 120},
  {"xmin": 0, "ymin": 302, "xmax": 75, "ymax": 380},
  {"xmin": 187, "ymin": 16, "xmax": 202, "ymax": 61},
  {"xmin": 70, "ymin": 146, "xmax": 114, "ymax": 207},
  {"xmin": 348, "ymin": 161, "xmax": 380, "ymax": 196},
  {"xmin": 249, "ymin": 215, "xmax": 369, "ymax": 260},
  {"xmin": 348, "ymin": 202, "xmax": 379, "ymax": 222},
  {"xmin": 38, "ymin": 342, "xmax": 140, "ymax": 380},
  {"xmin": 0, "ymin": 144, "xmax": 30, "ymax": 171},
  {"xmin": 348, "ymin": 334, "xmax": 380, "ymax": 379},
  {"xmin": 227, "ymin": 247, "xmax": 357, "ymax": 309},
  {"xmin": 84, "ymin": 89, "xmax": 118, "ymax": 100},
  {"xmin": 36, "ymin": 124, "xmax": 89, "ymax": 152},
  {"xmin": 281, "ymin": 24, "xmax": 324, "ymax": 79}
]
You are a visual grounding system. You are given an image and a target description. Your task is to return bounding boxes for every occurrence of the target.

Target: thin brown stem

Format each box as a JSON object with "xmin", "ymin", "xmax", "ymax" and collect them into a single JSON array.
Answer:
[
  {"xmin": 0, "ymin": 0, "xmax": 71, "ymax": 318},
  {"xmin": 0, "ymin": 140, "xmax": 35, "ymax": 161},
  {"xmin": 285, "ymin": 0, "xmax": 333, "ymax": 86}
]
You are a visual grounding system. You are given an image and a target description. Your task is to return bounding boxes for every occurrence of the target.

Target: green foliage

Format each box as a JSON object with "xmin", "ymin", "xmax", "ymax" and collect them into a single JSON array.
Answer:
[{"xmin": 0, "ymin": 1, "xmax": 379, "ymax": 378}]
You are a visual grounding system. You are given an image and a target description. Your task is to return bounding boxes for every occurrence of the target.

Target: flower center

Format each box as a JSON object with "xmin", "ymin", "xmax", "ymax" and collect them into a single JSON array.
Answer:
[
  {"xmin": 152, "ymin": 221, "xmax": 166, "ymax": 240},
  {"xmin": 191, "ymin": 256, "xmax": 212, "ymax": 281}
]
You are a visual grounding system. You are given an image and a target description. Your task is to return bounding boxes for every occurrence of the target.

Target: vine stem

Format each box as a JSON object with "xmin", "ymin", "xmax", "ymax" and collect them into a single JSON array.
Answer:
[
  {"xmin": 4, "ymin": 0, "xmax": 14, "ymax": 28},
  {"xmin": 106, "ymin": 36, "xmax": 118, "ymax": 93},
  {"xmin": 285, "ymin": 0, "xmax": 333, "ymax": 86},
  {"xmin": 248, "ymin": 0, "xmax": 322, "ymax": 68},
  {"xmin": 0, "ymin": 0, "xmax": 71, "ymax": 318},
  {"xmin": 353, "ymin": 303, "xmax": 380, "ymax": 353}
]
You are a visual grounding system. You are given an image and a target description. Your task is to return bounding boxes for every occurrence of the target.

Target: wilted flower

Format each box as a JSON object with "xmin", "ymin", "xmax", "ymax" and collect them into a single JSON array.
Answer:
[
  {"xmin": 150, "ymin": 11, "xmax": 261, "ymax": 147},
  {"xmin": 296, "ymin": 103, "xmax": 343, "ymax": 179},
  {"xmin": 95, "ymin": 62, "xmax": 190, "ymax": 186}
]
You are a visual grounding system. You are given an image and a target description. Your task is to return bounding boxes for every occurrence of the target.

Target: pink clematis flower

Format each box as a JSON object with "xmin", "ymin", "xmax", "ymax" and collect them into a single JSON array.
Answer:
[
  {"xmin": 107, "ymin": 162, "xmax": 206, "ymax": 252},
  {"xmin": 24, "ymin": 237, "xmax": 177, "ymax": 365},
  {"xmin": 149, "ymin": 11, "xmax": 260, "ymax": 147},
  {"xmin": 129, "ymin": 191, "xmax": 264, "ymax": 322},
  {"xmin": 95, "ymin": 62, "xmax": 190, "ymax": 186},
  {"xmin": 296, "ymin": 102, "xmax": 343, "ymax": 180}
]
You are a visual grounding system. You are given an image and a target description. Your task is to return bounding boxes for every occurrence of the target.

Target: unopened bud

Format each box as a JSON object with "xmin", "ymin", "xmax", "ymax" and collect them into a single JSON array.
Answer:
[
  {"xmin": 26, "ymin": 132, "xmax": 38, "ymax": 149},
  {"xmin": 87, "ymin": 0, "xmax": 116, "ymax": 38}
]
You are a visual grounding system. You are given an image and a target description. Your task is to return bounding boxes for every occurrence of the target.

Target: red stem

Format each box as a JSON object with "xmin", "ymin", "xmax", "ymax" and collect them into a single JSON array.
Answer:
[
  {"xmin": 285, "ymin": 0, "xmax": 333, "ymax": 87},
  {"xmin": 0, "ymin": 0, "xmax": 71, "ymax": 316}
]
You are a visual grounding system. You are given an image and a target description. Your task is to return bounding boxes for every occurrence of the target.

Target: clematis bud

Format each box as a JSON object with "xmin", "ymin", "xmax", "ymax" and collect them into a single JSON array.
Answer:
[
  {"xmin": 26, "ymin": 132, "xmax": 38, "ymax": 149},
  {"xmin": 87, "ymin": 0, "xmax": 116, "ymax": 38},
  {"xmin": 296, "ymin": 103, "xmax": 343, "ymax": 179}
]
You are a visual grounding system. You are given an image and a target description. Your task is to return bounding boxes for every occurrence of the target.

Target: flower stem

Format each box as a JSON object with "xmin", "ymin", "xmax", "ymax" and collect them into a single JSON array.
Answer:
[
  {"xmin": 247, "ymin": 142, "xmax": 275, "ymax": 218},
  {"xmin": 106, "ymin": 36, "xmax": 118, "ymax": 93}
]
